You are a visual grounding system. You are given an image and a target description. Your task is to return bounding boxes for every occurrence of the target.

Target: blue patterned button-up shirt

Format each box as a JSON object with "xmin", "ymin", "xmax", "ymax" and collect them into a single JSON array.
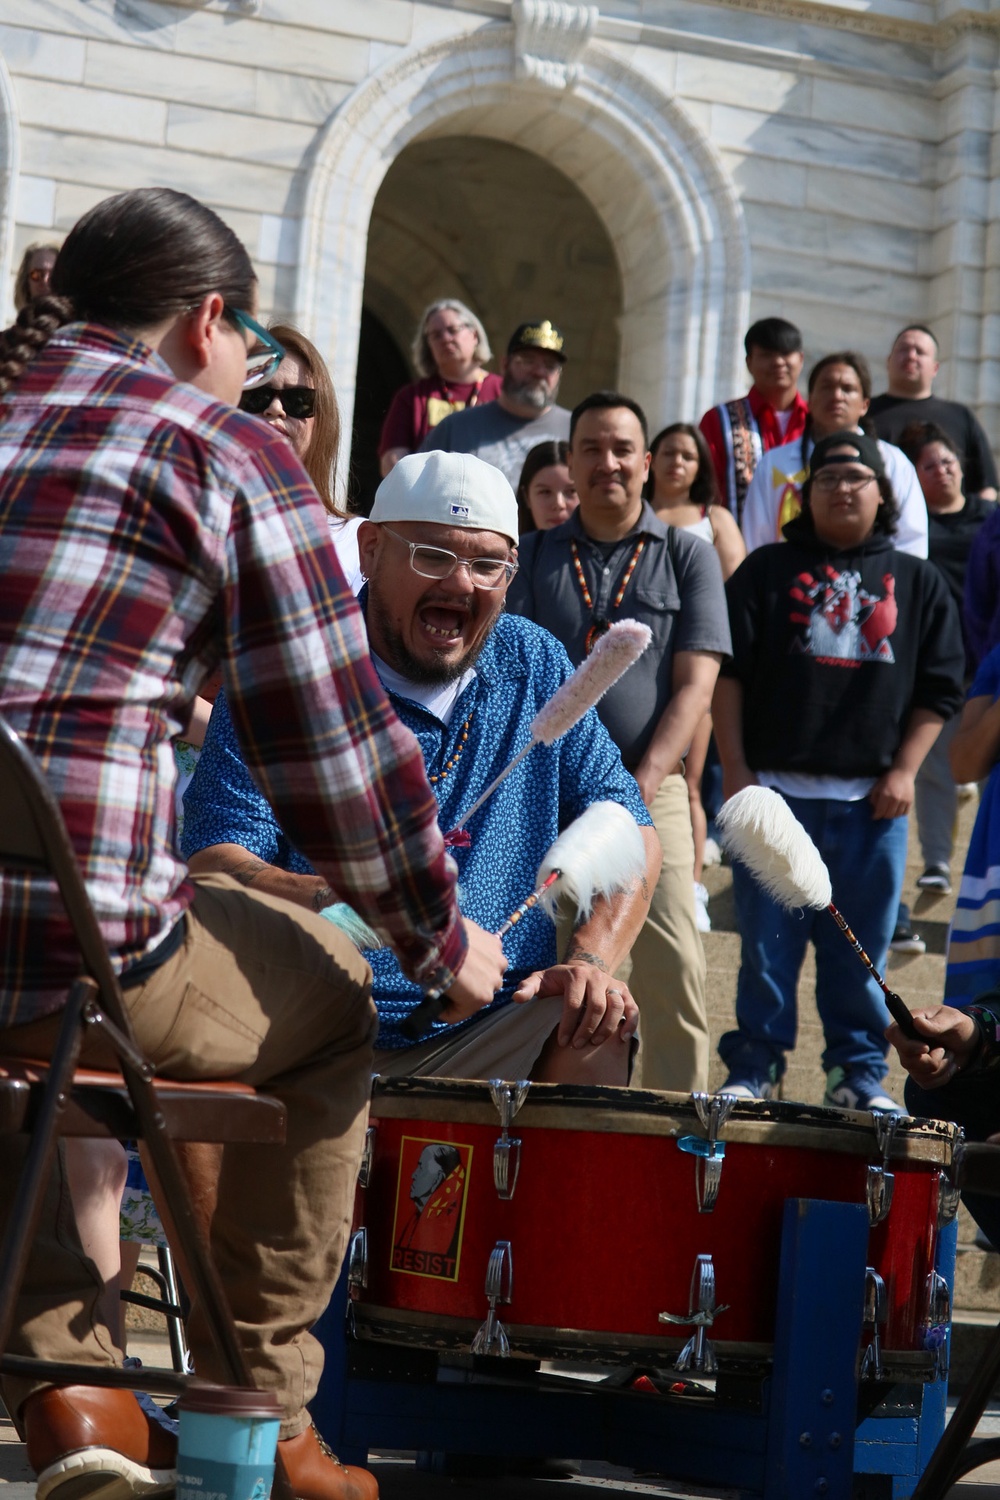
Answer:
[{"xmin": 182, "ymin": 613, "xmax": 651, "ymax": 1049}]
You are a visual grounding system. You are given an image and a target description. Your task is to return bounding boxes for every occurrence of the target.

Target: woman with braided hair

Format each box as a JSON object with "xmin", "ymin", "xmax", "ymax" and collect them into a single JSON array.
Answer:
[{"xmin": 0, "ymin": 185, "xmax": 501, "ymax": 1500}]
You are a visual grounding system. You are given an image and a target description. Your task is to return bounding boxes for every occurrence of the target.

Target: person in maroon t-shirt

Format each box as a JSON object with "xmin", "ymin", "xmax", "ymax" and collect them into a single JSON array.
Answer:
[
  {"xmin": 698, "ymin": 316, "xmax": 808, "ymax": 525},
  {"xmin": 379, "ymin": 298, "xmax": 502, "ymax": 475}
]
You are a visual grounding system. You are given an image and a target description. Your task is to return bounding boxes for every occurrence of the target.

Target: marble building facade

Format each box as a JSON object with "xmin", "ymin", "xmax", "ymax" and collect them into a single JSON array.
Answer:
[{"xmin": 7, "ymin": 0, "xmax": 1000, "ymax": 487}]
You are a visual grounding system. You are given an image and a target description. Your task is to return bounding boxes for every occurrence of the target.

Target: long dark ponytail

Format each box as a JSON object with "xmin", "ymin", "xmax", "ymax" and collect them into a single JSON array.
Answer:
[{"xmin": 0, "ymin": 187, "xmax": 255, "ymax": 396}]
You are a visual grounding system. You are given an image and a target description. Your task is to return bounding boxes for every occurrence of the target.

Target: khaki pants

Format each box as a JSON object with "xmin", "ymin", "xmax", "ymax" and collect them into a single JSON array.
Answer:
[
  {"xmin": 0, "ymin": 872, "xmax": 376, "ymax": 1440},
  {"xmin": 620, "ymin": 773, "xmax": 708, "ymax": 1092}
]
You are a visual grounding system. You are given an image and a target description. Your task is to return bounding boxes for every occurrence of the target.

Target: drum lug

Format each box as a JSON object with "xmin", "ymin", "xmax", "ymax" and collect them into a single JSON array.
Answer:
[
  {"xmin": 347, "ymin": 1226, "xmax": 368, "ymax": 1293},
  {"xmin": 489, "ymin": 1079, "xmax": 530, "ymax": 1200},
  {"xmin": 358, "ymin": 1126, "xmax": 377, "ymax": 1190},
  {"xmin": 493, "ymin": 1137, "xmax": 521, "ymax": 1200},
  {"xmin": 938, "ymin": 1135, "xmax": 964, "ymax": 1226},
  {"xmin": 866, "ymin": 1165, "xmax": 895, "ymax": 1227},
  {"xmin": 860, "ymin": 1266, "xmax": 888, "ymax": 1382},
  {"xmin": 866, "ymin": 1112, "xmax": 898, "ymax": 1226},
  {"xmin": 923, "ymin": 1270, "xmax": 951, "ymax": 1379},
  {"xmin": 472, "ymin": 1239, "xmax": 514, "ymax": 1357},
  {"xmin": 659, "ymin": 1253, "xmax": 730, "ymax": 1374},
  {"xmin": 679, "ymin": 1092, "xmax": 737, "ymax": 1213}
]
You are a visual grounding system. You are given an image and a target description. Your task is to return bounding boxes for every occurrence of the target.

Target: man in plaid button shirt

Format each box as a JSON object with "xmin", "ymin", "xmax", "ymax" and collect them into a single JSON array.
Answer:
[{"xmin": 0, "ymin": 188, "xmax": 506, "ymax": 1500}]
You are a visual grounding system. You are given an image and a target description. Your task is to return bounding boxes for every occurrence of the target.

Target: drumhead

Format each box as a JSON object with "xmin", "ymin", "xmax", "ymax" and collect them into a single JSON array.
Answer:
[{"xmin": 369, "ymin": 1075, "xmax": 960, "ymax": 1164}]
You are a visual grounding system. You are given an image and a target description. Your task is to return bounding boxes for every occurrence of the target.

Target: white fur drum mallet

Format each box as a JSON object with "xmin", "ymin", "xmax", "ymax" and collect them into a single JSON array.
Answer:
[
  {"xmin": 401, "ymin": 801, "xmax": 648, "ymax": 1039},
  {"xmin": 717, "ymin": 786, "xmax": 918, "ymax": 1039},
  {"xmin": 451, "ymin": 620, "xmax": 652, "ymax": 833},
  {"xmin": 536, "ymin": 800, "xmax": 648, "ymax": 920}
]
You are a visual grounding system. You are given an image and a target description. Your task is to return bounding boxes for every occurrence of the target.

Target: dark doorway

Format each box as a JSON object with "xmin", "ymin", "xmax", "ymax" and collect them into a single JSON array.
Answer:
[{"xmin": 350, "ymin": 306, "xmax": 409, "ymax": 515}]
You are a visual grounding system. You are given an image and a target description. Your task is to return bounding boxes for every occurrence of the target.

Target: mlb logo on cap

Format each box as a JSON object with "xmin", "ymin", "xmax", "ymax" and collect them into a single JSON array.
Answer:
[{"xmin": 370, "ymin": 450, "xmax": 520, "ymax": 542}]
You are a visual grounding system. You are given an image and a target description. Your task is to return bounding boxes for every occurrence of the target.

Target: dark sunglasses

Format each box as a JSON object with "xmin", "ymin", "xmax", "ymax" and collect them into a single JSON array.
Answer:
[{"xmin": 240, "ymin": 384, "xmax": 316, "ymax": 419}]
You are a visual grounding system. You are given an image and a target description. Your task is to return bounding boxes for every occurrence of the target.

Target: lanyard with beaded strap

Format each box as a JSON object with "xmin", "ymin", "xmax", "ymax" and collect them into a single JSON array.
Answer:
[{"xmin": 570, "ymin": 537, "xmax": 646, "ymax": 655}]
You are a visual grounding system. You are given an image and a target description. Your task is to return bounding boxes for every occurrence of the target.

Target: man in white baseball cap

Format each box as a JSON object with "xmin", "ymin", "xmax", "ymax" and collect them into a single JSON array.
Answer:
[{"xmin": 183, "ymin": 449, "xmax": 660, "ymax": 1083}]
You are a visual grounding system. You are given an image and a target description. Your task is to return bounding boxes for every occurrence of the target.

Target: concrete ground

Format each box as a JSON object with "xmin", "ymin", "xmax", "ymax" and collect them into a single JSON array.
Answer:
[{"xmin": 3, "ymin": 796, "xmax": 999, "ymax": 1496}]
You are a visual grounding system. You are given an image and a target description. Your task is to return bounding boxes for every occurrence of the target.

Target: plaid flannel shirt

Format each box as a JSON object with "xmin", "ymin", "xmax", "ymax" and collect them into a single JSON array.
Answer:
[{"xmin": 0, "ymin": 324, "xmax": 465, "ymax": 1024}]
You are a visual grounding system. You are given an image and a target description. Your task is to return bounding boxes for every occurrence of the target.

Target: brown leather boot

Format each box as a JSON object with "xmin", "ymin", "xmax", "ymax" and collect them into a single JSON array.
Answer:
[
  {"xmin": 23, "ymin": 1384, "xmax": 176, "ymax": 1500},
  {"xmin": 279, "ymin": 1422, "xmax": 378, "ymax": 1500}
]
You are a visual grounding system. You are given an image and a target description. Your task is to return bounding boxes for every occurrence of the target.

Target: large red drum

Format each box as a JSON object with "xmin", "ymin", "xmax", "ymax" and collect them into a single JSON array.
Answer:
[{"xmin": 349, "ymin": 1078, "xmax": 960, "ymax": 1378}]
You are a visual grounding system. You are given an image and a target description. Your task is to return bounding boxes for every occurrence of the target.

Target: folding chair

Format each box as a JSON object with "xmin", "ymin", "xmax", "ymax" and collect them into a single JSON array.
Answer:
[{"xmin": 0, "ymin": 711, "xmax": 289, "ymax": 1479}]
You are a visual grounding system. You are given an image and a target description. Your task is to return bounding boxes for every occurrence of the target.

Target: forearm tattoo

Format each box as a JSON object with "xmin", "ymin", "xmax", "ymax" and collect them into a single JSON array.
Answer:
[
  {"xmin": 228, "ymin": 856, "xmax": 268, "ymax": 889},
  {"xmin": 565, "ymin": 945, "xmax": 611, "ymax": 973}
]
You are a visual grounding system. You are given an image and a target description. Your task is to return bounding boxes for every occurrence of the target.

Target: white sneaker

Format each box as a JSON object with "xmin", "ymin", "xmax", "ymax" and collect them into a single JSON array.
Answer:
[
  {"xmin": 703, "ymin": 838, "xmax": 722, "ymax": 866},
  {"xmin": 694, "ymin": 881, "xmax": 711, "ymax": 933},
  {"xmin": 958, "ymin": 781, "xmax": 979, "ymax": 802}
]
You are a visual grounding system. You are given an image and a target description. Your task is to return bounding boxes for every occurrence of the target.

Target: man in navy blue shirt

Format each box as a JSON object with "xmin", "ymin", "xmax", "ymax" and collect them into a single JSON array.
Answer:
[{"xmin": 183, "ymin": 452, "xmax": 659, "ymax": 1085}]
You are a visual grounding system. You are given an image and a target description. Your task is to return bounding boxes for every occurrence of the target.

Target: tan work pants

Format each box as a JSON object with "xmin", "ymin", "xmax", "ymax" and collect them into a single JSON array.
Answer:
[
  {"xmin": 619, "ymin": 773, "xmax": 709, "ymax": 1093},
  {"xmin": 0, "ymin": 872, "xmax": 376, "ymax": 1440}
]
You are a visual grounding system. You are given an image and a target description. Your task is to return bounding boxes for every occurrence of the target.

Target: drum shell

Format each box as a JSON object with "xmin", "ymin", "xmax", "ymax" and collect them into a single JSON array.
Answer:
[{"xmin": 353, "ymin": 1081, "xmax": 955, "ymax": 1365}]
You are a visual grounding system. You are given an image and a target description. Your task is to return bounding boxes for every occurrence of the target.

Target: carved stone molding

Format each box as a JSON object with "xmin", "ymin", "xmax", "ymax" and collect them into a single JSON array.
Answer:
[
  {"xmin": 513, "ymin": 1, "xmax": 598, "ymax": 90},
  {"xmin": 675, "ymin": 0, "xmax": 1000, "ymax": 50}
]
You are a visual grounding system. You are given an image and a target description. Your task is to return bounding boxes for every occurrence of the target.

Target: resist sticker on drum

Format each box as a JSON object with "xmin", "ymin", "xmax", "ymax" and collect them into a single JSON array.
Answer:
[{"xmin": 391, "ymin": 1136, "xmax": 473, "ymax": 1281}]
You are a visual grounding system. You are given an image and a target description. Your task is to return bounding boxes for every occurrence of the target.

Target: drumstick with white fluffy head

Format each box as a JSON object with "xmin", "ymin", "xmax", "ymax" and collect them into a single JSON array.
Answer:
[
  {"xmin": 450, "ymin": 620, "xmax": 652, "ymax": 833},
  {"xmin": 717, "ymin": 786, "xmax": 919, "ymax": 1040},
  {"xmin": 401, "ymin": 801, "xmax": 648, "ymax": 1039}
]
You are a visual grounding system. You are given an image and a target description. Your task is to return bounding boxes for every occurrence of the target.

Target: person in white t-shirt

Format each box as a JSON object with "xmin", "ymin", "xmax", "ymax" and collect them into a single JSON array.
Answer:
[{"xmin": 740, "ymin": 351, "xmax": 928, "ymax": 561}]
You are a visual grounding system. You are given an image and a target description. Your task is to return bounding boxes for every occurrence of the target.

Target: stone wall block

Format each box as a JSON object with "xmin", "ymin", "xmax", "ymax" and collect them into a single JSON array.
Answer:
[
  {"xmin": 18, "ymin": 76, "xmax": 167, "ymax": 146},
  {"xmin": 83, "ymin": 39, "xmax": 257, "ymax": 112},
  {"xmin": 0, "ymin": 22, "xmax": 85, "ymax": 83}
]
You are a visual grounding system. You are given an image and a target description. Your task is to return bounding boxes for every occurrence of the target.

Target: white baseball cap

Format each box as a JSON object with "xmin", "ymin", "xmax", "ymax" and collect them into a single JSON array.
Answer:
[{"xmin": 370, "ymin": 451, "xmax": 519, "ymax": 544}]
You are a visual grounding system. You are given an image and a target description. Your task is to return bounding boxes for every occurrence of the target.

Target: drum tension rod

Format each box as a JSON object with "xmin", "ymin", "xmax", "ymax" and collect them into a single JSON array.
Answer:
[
  {"xmin": 472, "ymin": 1240, "xmax": 514, "ymax": 1357},
  {"xmin": 677, "ymin": 1092, "xmax": 737, "ymax": 1214},
  {"xmin": 867, "ymin": 1112, "xmax": 898, "ymax": 1227},
  {"xmin": 489, "ymin": 1079, "xmax": 530, "ymax": 1201},
  {"xmin": 860, "ymin": 1266, "xmax": 888, "ymax": 1382},
  {"xmin": 659, "ymin": 1253, "xmax": 729, "ymax": 1375}
]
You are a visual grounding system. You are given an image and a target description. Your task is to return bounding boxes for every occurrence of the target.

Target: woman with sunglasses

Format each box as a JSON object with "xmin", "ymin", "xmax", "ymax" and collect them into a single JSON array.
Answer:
[
  {"xmin": 0, "ymin": 186, "xmax": 497, "ymax": 1500},
  {"xmin": 13, "ymin": 241, "xmax": 61, "ymax": 311},
  {"xmin": 240, "ymin": 324, "xmax": 363, "ymax": 593}
]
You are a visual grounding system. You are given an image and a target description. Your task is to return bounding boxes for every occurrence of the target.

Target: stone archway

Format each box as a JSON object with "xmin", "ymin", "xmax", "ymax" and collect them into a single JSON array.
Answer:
[{"xmin": 297, "ymin": 18, "xmax": 751, "ymax": 478}]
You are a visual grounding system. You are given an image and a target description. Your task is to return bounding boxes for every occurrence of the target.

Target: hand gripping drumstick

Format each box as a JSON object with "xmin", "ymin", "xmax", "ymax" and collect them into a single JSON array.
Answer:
[
  {"xmin": 449, "ymin": 620, "xmax": 652, "ymax": 834},
  {"xmin": 716, "ymin": 785, "xmax": 919, "ymax": 1041},
  {"xmin": 400, "ymin": 801, "xmax": 648, "ymax": 1040}
]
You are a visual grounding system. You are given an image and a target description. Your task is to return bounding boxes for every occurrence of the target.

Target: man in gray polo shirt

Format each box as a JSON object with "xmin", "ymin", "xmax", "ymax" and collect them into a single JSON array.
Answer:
[
  {"xmin": 508, "ymin": 391, "xmax": 732, "ymax": 1093},
  {"xmin": 421, "ymin": 319, "xmax": 571, "ymax": 488}
]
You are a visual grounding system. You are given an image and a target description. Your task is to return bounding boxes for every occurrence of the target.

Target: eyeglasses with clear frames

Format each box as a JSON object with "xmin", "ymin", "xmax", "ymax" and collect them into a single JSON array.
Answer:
[
  {"xmin": 382, "ymin": 526, "xmax": 517, "ymax": 589},
  {"xmin": 812, "ymin": 467, "xmax": 878, "ymax": 494},
  {"xmin": 224, "ymin": 307, "xmax": 286, "ymax": 389}
]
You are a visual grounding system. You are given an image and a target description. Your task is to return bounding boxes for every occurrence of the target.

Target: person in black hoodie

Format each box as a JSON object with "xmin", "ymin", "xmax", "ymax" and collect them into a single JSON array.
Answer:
[{"xmin": 714, "ymin": 430, "xmax": 965, "ymax": 1110}]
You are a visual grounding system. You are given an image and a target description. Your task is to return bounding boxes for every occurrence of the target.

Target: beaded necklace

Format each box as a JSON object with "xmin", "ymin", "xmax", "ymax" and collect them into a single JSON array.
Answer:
[
  {"xmin": 571, "ymin": 537, "xmax": 646, "ymax": 654},
  {"xmin": 429, "ymin": 710, "xmax": 474, "ymax": 783}
]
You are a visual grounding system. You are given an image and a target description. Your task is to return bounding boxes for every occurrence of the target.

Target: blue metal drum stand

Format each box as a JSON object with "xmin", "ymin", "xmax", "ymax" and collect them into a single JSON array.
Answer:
[{"xmin": 311, "ymin": 1197, "xmax": 956, "ymax": 1499}]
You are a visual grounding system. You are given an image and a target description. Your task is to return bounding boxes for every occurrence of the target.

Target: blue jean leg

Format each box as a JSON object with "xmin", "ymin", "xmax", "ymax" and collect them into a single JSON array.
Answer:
[
  {"xmin": 718, "ymin": 858, "xmax": 815, "ymax": 1078},
  {"xmin": 719, "ymin": 795, "xmax": 907, "ymax": 1082},
  {"xmin": 809, "ymin": 798, "xmax": 908, "ymax": 1078}
]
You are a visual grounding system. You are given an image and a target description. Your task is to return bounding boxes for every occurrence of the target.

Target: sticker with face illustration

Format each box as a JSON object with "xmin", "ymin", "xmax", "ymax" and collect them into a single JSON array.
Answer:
[{"xmin": 390, "ymin": 1135, "xmax": 473, "ymax": 1281}]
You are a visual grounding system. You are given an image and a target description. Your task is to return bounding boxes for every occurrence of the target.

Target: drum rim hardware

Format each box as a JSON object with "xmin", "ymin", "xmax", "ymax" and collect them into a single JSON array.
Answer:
[
  {"xmin": 489, "ymin": 1079, "xmax": 530, "ymax": 1201},
  {"xmin": 923, "ymin": 1269, "xmax": 950, "ymax": 1381},
  {"xmin": 866, "ymin": 1111, "xmax": 898, "ymax": 1227},
  {"xmin": 938, "ymin": 1133, "xmax": 964, "ymax": 1226},
  {"xmin": 860, "ymin": 1265, "xmax": 888, "ymax": 1382},
  {"xmin": 358, "ymin": 1125, "xmax": 377, "ymax": 1190},
  {"xmin": 677, "ymin": 1092, "xmax": 737, "ymax": 1213},
  {"xmin": 471, "ymin": 1239, "xmax": 514, "ymax": 1357},
  {"xmin": 659, "ymin": 1253, "xmax": 729, "ymax": 1374}
]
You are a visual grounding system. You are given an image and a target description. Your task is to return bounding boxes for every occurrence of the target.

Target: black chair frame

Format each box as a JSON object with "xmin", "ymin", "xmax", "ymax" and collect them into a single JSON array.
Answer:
[{"xmin": 0, "ymin": 712, "xmax": 292, "ymax": 1495}]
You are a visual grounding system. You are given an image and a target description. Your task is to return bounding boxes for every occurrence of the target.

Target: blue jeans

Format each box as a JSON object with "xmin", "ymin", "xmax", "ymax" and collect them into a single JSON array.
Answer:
[{"xmin": 718, "ymin": 794, "xmax": 908, "ymax": 1082}]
